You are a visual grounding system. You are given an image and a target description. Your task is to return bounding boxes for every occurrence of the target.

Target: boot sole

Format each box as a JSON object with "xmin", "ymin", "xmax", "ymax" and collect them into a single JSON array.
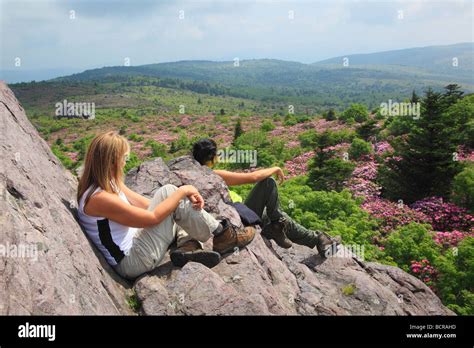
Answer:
[{"xmin": 170, "ymin": 250, "xmax": 222, "ymax": 268}]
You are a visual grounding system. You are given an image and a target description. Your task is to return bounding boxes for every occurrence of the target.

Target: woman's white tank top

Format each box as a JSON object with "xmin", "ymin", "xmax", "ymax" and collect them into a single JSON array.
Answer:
[{"xmin": 78, "ymin": 186, "xmax": 138, "ymax": 266}]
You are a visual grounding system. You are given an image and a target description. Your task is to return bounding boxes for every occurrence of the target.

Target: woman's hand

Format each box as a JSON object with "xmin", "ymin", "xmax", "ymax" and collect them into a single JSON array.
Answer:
[
  {"xmin": 273, "ymin": 167, "xmax": 285, "ymax": 184},
  {"xmin": 178, "ymin": 185, "xmax": 205, "ymax": 210}
]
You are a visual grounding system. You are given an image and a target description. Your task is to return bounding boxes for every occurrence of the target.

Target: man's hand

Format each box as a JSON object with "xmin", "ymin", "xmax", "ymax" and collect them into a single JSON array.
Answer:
[{"xmin": 273, "ymin": 167, "xmax": 285, "ymax": 184}]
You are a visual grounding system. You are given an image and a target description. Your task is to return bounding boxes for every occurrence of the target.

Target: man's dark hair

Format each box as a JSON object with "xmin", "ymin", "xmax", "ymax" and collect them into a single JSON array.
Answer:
[{"xmin": 192, "ymin": 138, "xmax": 217, "ymax": 165}]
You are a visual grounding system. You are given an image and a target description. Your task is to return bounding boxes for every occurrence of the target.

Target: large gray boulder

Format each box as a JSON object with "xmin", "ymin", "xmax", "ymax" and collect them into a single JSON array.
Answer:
[
  {"xmin": 0, "ymin": 82, "xmax": 133, "ymax": 315},
  {"xmin": 126, "ymin": 156, "xmax": 455, "ymax": 315}
]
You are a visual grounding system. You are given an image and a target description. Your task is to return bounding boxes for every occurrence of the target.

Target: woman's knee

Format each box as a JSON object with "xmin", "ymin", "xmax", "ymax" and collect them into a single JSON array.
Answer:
[{"xmin": 154, "ymin": 184, "xmax": 178, "ymax": 198}]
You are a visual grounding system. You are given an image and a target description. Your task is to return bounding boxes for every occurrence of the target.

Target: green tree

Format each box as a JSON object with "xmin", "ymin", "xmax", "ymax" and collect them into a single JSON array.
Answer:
[
  {"xmin": 442, "ymin": 84, "xmax": 464, "ymax": 108},
  {"xmin": 308, "ymin": 149, "xmax": 355, "ymax": 192},
  {"xmin": 233, "ymin": 118, "xmax": 243, "ymax": 143},
  {"xmin": 445, "ymin": 94, "xmax": 474, "ymax": 147},
  {"xmin": 381, "ymin": 88, "xmax": 463, "ymax": 203},
  {"xmin": 325, "ymin": 109, "xmax": 336, "ymax": 121},
  {"xmin": 356, "ymin": 119, "xmax": 378, "ymax": 141}
]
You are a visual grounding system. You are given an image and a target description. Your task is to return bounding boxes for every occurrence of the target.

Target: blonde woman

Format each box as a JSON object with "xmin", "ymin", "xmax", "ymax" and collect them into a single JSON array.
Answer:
[{"xmin": 77, "ymin": 131, "xmax": 255, "ymax": 280}]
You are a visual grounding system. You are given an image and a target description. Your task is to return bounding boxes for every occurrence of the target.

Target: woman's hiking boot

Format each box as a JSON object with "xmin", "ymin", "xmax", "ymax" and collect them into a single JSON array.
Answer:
[
  {"xmin": 170, "ymin": 240, "xmax": 221, "ymax": 268},
  {"xmin": 316, "ymin": 232, "xmax": 341, "ymax": 258},
  {"xmin": 212, "ymin": 218, "xmax": 256, "ymax": 254},
  {"xmin": 261, "ymin": 217, "xmax": 293, "ymax": 249}
]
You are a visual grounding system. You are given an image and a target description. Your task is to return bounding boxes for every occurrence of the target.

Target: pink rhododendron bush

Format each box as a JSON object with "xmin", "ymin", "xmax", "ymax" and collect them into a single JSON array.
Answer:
[{"xmin": 410, "ymin": 197, "xmax": 474, "ymax": 233}]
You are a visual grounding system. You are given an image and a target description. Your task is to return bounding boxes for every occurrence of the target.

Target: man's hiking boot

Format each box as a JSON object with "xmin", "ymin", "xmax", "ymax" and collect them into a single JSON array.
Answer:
[
  {"xmin": 262, "ymin": 217, "xmax": 293, "ymax": 249},
  {"xmin": 212, "ymin": 218, "xmax": 256, "ymax": 255},
  {"xmin": 316, "ymin": 231, "xmax": 341, "ymax": 258},
  {"xmin": 170, "ymin": 240, "xmax": 221, "ymax": 268}
]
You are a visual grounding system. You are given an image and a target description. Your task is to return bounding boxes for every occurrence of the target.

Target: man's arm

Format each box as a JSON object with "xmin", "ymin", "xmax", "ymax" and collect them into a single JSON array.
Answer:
[{"xmin": 214, "ymin": 167, "xmax": 284, "ymax": 186}]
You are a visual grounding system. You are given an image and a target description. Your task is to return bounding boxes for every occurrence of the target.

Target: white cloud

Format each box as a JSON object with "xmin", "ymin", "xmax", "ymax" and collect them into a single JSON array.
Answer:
[{"xmin": 0, "ymin": 0, "xmax": 472, "ymax": 70}]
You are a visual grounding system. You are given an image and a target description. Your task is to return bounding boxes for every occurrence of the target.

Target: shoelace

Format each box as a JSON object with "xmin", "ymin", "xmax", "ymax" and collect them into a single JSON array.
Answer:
[{"xmin": 279, "ymin": 217, "xmax": 290, "ymax": 236}]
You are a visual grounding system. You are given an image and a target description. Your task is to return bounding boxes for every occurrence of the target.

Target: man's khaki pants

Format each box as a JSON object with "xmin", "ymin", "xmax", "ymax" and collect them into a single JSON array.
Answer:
[{"xmin": 115, "ymin": 184, "xmax": 220, "ymax": 279}]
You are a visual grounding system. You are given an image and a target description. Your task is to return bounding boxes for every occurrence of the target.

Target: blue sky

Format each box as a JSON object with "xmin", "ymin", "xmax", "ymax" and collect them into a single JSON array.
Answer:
[{"xmin": 1, "ymin": 0, "xmax": 473, "ymax": 77}]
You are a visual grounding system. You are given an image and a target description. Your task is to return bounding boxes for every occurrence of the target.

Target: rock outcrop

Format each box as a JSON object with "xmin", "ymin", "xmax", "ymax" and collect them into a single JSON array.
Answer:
[
  {"xmin": 126, "ymin": 157, "xmax": 454, "ymax": 315},
  {"xmin": 0, "ymin": 82, "xmax": 132, "ymax": 315},
  {"xmin": 0, "ymin": 82, "xmax": 454, "ymax": 315}
]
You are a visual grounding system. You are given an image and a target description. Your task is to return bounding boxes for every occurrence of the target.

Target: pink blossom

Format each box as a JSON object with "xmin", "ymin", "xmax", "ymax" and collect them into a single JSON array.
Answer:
[{"xmin": 411, "ymin": 197, "xmax": 474, "ymax": 232}]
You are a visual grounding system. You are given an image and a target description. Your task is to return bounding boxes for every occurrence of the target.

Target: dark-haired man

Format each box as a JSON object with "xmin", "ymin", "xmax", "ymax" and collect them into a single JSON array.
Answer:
[{"xmin": 191, "ymin": 138, "xmax": 340, "ymax": 257}]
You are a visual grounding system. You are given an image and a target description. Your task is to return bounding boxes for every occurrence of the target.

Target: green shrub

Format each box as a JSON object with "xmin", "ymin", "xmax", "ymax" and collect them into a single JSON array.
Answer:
[
  {"xmin": 284, "ymin": 115, "xmax": 297, "ymax": 126},
  {"xmin": 145, "ymin": 139, "xmax": 167, "ymax": 159},
  {"xmin": 324, "ymin": 109, "xmax": 336, "ymax": 121},
  {"xmin": 451, "ymin": 164, "xmax": 474, "ymax": 212},
  {"xmin": 128, "ymin": 133, "xmax": 144, "ymax": 142},
  {"xmin": 349, "ymin": 138, "xmax": 372, "ymax": 160},
  {"xmin": 384, "ymin": 223, "xmax": 440, "ymax": 272},
  {"xmin": 233, "ymin": 130, "xmax": 270, "ymax": 149},
  {"xmin": 298, "ymin": 129, "xmax": 355, "ymax": 150},
  {"xmin": 340, "ymin": 104, "xmax": 368, "ymax": 123},
  {"xmin": 434, "ymin": 237, "xmax": 474, "ymax": 315},
  {"xmin": 276, "ymin": 177, "xmax": 384, "ymax": 261},
  {"xmin": 260, "ymin": 120, "xmax": 276, "ymax": 132},
  {"xmin": 51, "ymin": 145, "xmax": 75, "ymax": 170},
  {"xmin": 124, "ymin": 152, "xmax": 141, "ymax": 173},
  {"xmin": 170, "ymin": 131, "xmax": 190, "ymax": 154}
]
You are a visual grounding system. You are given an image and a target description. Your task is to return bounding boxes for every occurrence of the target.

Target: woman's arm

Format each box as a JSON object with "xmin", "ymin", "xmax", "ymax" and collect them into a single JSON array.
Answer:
[
  {"xmin": 84, "ymin": 186, "xmax": 200, "ymax": 228},
  {"xmin": 214, "ymin": 167, "xmax": 284, "ymax": 186},
  {"xmin": 120, "ymin": 183, "xmax": 150, "ymax": 209}
]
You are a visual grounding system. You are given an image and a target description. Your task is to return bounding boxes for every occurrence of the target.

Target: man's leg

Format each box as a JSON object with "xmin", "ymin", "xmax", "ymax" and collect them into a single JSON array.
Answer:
[
  {"xmin": 279, "ymin": 211, "xmax": 319, "ymax": 248},
  {"xmin": 244, "ymin": 178, "xmax": 292, "ymax": 248},
  {"xmin": 244, "ymin": 177, "xmax": 283, "ymax": 222},
  {"xmin": 275, "ymin": 211, "xmax": 340, "ymax": 256},
  {"xmin": 244, "ymin": 178, "xmax": 337, "ymax": 253}
]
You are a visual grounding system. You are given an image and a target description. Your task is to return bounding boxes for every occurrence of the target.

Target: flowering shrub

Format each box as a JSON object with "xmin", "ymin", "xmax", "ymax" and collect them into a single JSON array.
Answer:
[
  {"xmin": 321, "ymin": 142, "xmax": 350, "ymax": 154},
  {"xmin": 361, "ymin": 198, "xmax": 430, "ymax": 234},
  {"xmin": 345, "ymin": 160, "xmax": 381, "ymax": 199},
  {"xmin": 352, "ymin": 160, "xmax": 378, "ymax": 181},
  {"xmin": 411, "ymin": 197, "xmax": 474, "ymax": 232},
  {"xmin": 410, "ymin": 259, "xmax": 437, "ymax": 289},
  {"xmin": 434, "ymin": 230, "xmax": 473, "ymax": 248},
  {"xmin": 346, "ymin": 179, "xmax": 382, "ymax": 199},
  {"xmin": 457, "ymin": 145, "xmax": 474, "ymax": 162},
  {"xmin": 284, "ymin": 151, "xmax": 314, "ymax": 178},
  {"xmin": 373, "ymin": 141, "xmax": 394, "ymax": 156}
]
